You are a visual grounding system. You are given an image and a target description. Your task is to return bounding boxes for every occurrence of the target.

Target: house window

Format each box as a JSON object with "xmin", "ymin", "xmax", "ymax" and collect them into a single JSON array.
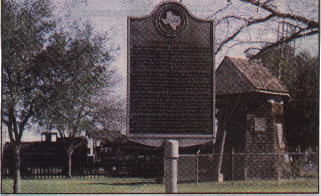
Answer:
[{"xmin": 254, "ymin": 117, "xmax": 266, "ymax": 132}]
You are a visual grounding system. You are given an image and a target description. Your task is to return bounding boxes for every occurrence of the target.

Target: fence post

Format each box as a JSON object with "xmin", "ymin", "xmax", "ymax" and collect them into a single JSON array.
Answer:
[
  {"xmin": 217, "ymin": 130, "xmax": 227, "ymax": 182},
  {"xmin": 163, "ymin": 156, "xmax": 166, "ymax": 184},
  {"xmin": 232, "ymin": 148, "xmax": 234, "ymax": 187},
  {"xmin": 196, "ymin": 149, "xmax": 200, "ymax": 185},
  {"xmin": 276, "ymin": 150, "xmax": 282, "ymax": 182}
]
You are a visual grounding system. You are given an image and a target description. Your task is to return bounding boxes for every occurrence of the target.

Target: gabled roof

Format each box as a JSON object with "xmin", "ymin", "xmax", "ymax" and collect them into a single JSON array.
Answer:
[{"xmin": 216, "ymin": 56, "xmax": 289, "ymax": 96}]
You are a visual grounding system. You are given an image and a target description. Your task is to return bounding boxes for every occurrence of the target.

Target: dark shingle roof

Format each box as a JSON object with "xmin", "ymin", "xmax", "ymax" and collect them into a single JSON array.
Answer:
[
  {"xmin": 87, "ymin": 130, "xmax": 123, "ymax": 141},
  {"xmin": 216, "ymin": 56, "xmax": 289, "ymax": 96}
]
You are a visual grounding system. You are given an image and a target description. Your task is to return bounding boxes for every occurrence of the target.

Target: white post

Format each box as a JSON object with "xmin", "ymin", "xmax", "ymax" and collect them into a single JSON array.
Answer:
[{"xmin": 164, "ymin": 140, "xmax": 179, "ymax": 193}]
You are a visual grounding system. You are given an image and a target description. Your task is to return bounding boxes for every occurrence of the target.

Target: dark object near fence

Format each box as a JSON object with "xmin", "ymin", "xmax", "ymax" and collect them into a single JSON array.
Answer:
[
  {"xmin": 95, "ymin": 140, "xmax": 163, "ymax": 177},
  {"xmin": 1, "ymin": 136, "xmax": 164, "ymax": 178},
  {"xmin": 2, "ymin": 133, "xmax": 216, "ymax": 179},
  {"xmin": 2, "ymin": 134, "xmax": 88, "ymax": 178}
]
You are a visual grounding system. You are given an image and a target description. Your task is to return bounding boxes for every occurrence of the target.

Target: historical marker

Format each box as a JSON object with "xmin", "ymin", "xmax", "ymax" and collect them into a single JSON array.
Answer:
[{"xmin": 127, "ymin": 2, "xmax": 215, "ymax": 143}]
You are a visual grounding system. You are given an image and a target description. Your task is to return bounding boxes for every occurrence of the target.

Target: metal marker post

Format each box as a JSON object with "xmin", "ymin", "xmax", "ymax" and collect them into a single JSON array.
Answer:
[{"xmin": 164, "ymin": 140, "xmax": 179, "ymax": 193}]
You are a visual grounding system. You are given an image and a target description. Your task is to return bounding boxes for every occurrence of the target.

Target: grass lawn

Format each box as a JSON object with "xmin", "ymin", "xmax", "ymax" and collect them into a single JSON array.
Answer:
[{"xmin": 1, "ymin": 176, "xmax": 318, "ymax": 193}]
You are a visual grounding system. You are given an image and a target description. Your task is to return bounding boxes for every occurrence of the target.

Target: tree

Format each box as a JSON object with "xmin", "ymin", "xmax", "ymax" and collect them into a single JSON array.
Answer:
[
  {"xmin": 2, "ymin": 0, "xmax": 116, "ymax": 191},
  {"xmin": 90, "ymin": 95, "xmax": 126, "ymax": 142},
  {"xmin": 213, "ymin": 0, "xmax": 318, "ymax": 59},
  {"xmin": 284, "ymin": 52, "xmax": 319, "ymax": 150},
  {"xmin": 32, "ymin": 21, "xmax": 116, "ymax": 177},
  {"xmin": 261, "ymin": 47, "xmax": 319, "ymax": 150},
  {"xmin": 2, "ymin": 0, "xmax": 56, "ymax": 192}
]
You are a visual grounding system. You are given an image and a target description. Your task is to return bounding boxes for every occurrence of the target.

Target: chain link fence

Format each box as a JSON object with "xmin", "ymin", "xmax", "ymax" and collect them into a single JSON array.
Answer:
[
  {"xmin": 1, "ymin": 152, "xmax": 318, "ymax": 193},
  {"xmin": 179, "ymin": 152, "xmax": 318, "ymax": 192}
]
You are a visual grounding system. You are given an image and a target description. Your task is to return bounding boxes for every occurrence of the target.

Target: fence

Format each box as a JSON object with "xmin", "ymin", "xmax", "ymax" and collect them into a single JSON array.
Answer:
[
  {"xmin": 179, "ymin": 152, "xmax": 318, "ymax": 183},
  {"xmin": 1, "ymin": 159, "xmax": 163, "ymax": 179},
  {"xmin": 1, "ymin": 152, "xmax": 318, "ymax": 193},
  {"xmin": 178, "ymin": 154, "xmax": 216, "ymax": 182}
]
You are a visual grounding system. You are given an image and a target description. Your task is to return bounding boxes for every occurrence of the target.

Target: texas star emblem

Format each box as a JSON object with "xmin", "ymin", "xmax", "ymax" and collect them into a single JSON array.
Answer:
[
  {"xmin": 154, "ymin": 3, "xmax": 187, "ymax": 37},
  {"xmin": 161, "ymin": 11, "xmax": 181, "ymax": 31}
]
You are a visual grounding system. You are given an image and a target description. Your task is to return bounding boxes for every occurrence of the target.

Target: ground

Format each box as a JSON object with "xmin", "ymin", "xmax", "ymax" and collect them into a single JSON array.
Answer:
[{"xmin": 1, "ymin": 176, "xmax": 318, "ymax": 193}]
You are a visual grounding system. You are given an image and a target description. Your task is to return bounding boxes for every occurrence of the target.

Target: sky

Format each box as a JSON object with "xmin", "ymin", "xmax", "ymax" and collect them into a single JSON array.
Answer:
[
  {"xmin": 64, "ymin": 0, "xmax": 318, "ymax": 97},
  {"xmin": 67, "ymin": 0, "xmax": 225, "ymax": 97},
  {"xmin": 7, "ymin": 0, "xmax": 318, "ymax": 142}
]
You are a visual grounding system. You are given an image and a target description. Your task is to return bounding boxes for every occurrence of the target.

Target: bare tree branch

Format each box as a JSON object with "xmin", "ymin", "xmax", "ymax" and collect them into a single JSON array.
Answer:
[
  {"xmin": 215, "ymin": 14, "xmax": 274, "ymax": 54},
  {"xmin": 18, "ymin": 102, "xmax": 34, "ymax": 140},
  {"xmin": 214, "ymin": 0, "xmax": 319, "ymax": 57},
  {"xmin": 227, "ymin": 40, "xmax": 272, "ymax": 50},
  {"xmin": 7, "ymin": 121, "xmax": 15, "ymax": 142},
  {"xmin": 250, "ymin": 29, "xmax": 319, "ymax": 60},
  {"xmin": 217, "ymin": 15, "xmax": 248, "ymax": 24},
  {"xmin": 2, "ymin": 118, "xmax": 9, "ymax": 126},
  {"xmin": 9, "ymin": 107, "xmax": 19, "ymax": 142},
  {"xmin": 207, "ymin": 2, "xmax": 232, "ymax": 19},
  {"xmin": 241, "ymin": 0, "xmax": 319, "ymax": 28},
  {"xmin": 262, "ymin": 0, "xmax": 275, "ymax": 7}
]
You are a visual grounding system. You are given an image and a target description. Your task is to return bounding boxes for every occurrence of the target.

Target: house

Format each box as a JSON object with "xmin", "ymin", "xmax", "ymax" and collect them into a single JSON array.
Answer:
[{"xmin": 215, "ymin": 56, "xmax": 291, "ymax": 180}]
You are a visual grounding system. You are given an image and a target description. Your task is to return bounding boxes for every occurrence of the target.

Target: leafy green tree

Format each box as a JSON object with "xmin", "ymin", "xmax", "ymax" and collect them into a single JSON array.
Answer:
[
  {"xmin": 2, "ymin": 0, "xmax": 117, "ymax": 190},
  {"xmin": 35, "ymin": 24, "xmax": 116, "ymax": 177},
  {"xmin": 90, "ymin": 96, "xmax": 126, "ymax": 142},
  {"xmin": 2, "ymin": 0, "xmax": 56, "ymax": 192}
]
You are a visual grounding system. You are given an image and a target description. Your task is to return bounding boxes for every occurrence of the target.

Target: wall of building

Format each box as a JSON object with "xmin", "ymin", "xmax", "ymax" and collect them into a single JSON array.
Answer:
[
  {"xmin": 244, "ymin": 97, "xmax": 291, "ymax": 180},
  {"xmin": 215, "ymin": 94, "xmax": 291, "ymax": 181}
]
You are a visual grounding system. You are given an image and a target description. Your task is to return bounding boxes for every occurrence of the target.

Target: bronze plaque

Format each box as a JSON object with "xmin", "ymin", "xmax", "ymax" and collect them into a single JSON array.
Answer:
[{"xmin": 128, "ymin": 2, "xmax": 214, "ymax": 138}]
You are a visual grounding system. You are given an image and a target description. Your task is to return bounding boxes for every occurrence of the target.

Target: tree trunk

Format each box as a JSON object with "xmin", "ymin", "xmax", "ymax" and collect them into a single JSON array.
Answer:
[
  {"xmin": 13, "ymin": 143, "xmax": 21, "ymax": 193},
  {"xmin": 67, "ymin": 150, "xmax": 73, "ymax": 178}
]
